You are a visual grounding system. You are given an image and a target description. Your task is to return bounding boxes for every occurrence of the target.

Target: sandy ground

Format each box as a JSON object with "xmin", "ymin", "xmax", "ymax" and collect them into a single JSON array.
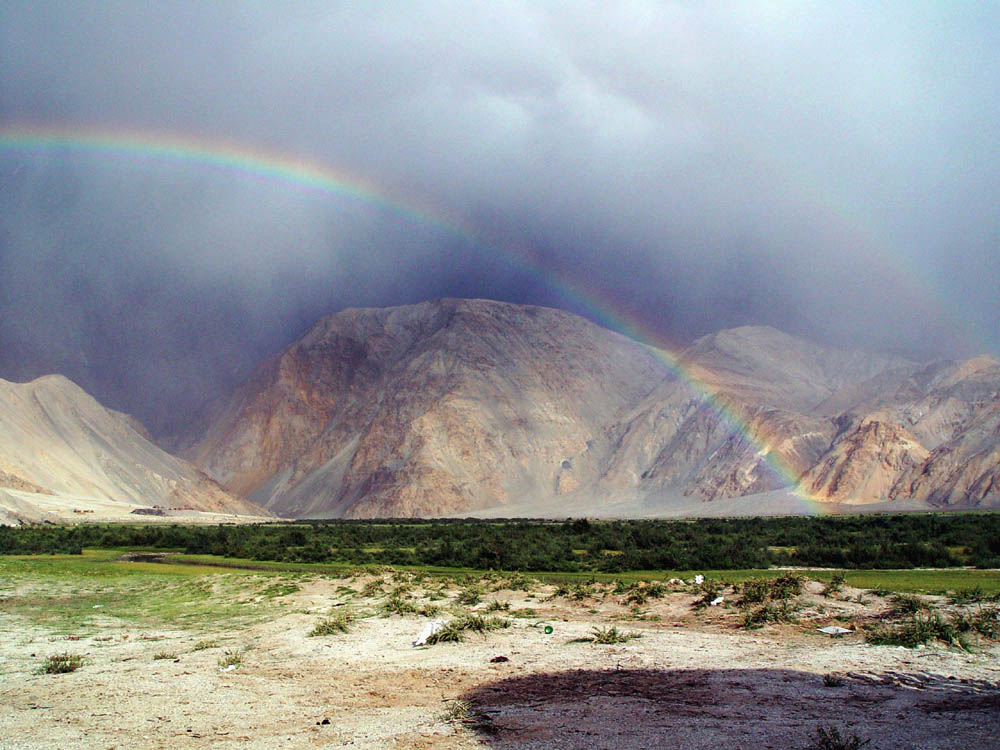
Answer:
[
  {"xmin": 1, "ymin": 575, "xmax": 998, "ymax": 749},
  {"xmin": 0, "ymin": 487, "xmax": 274, "ymax": 526}
]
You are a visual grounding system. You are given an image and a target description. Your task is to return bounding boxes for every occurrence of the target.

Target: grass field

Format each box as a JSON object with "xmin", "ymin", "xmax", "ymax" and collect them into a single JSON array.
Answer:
[
  {"xmin": 3, "ymin": 548, "xmax": 998, "ymax": 598},
  {"xmin": 0, "ymin": 549, "xmax": 303, "ymax": 634}
]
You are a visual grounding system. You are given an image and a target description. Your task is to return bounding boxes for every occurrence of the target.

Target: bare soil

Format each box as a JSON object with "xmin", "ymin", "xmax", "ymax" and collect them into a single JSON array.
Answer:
[{"xmin": 1, "ymin": 575, "xmax": 998, "ymax": 749}]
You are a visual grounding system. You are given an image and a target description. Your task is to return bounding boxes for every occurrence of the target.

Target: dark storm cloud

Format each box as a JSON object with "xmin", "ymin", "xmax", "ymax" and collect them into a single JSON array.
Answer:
[{"xmin": 2, "ymin": 1, "xmax": 998, "ymax": 433}]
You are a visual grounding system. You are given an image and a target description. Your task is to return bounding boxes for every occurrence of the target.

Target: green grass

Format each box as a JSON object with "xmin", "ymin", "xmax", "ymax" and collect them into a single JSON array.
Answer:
[
  {"xmin": 3, "ymin": 550, "xmax": 999, "ymax": 641},
  {"xmin": 309, "ymin": 610, "xmax": 355, "ymax": 636},
  {"xmin": 0, "ymin": 550, "xmax": 294, "ymax": 634},
  {"xmin": 15, "ymin": 548, "xmax": 996, "ymax": 595},
  {"xmin": 40, "ymin": 653, "xmax": 83, "ymax": 674},
  {"xmin": 588, "ymin": 625, "xmax": 641, "ymax": 644}
]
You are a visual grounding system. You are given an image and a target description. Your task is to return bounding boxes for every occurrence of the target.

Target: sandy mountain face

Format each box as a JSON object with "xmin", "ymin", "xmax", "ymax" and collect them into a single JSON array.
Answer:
[
  {"xmin": 0, "ymin": 375, "xmax": 267, "ymax": 523},
  {"xmin": 184, "ymin": 301, "xmax": 999, "ymax": 517},
  {"xmin": 183, "ymin": 299, "xmax": 668, "ymax": 517}
]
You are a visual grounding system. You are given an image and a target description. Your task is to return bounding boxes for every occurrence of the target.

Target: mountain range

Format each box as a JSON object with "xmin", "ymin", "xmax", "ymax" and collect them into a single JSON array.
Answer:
[
  {"xmin": 2, "ymin": 298, "xmax": 997, "ymax": 522},
  {"xmin": 177, "ymin": 298, "xmax": 999, "ymax": 517}
]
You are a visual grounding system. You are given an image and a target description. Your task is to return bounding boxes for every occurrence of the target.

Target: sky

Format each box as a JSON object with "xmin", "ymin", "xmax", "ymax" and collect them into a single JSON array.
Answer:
[{"xmin": 1, "ymin": 1, "xmax": 998, "ymax": 436}]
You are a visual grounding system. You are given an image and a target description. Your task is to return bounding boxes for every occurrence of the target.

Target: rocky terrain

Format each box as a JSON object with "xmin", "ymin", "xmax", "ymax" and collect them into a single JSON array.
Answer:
[
  {"xmin": 0, "ymin": 375, "xmax": 268, "ymax": 524},
  {"xmin": 179, "ymin": 299, "xmax": 999, "ymax": 518}
]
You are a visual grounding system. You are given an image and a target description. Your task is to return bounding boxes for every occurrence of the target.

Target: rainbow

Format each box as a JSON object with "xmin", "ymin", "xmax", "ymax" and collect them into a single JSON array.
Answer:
[{"xmin": 0, "ymin": 124, "xmax": 836, "ymax": 511}]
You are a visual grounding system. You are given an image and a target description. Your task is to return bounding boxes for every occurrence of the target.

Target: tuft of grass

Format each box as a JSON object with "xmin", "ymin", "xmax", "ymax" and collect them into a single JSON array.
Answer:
[
  {"xmin": 822, "ymin": 672, "xmax": 845, "ymax": 688},
  {"xmin": 41, "ymin": 653, "xmax": 83, "ymax": 674},
  {"xmin": 193, "ymin": 639, "xmax": 218, "ymax": 651},
  {"xmin": 509, "ymin": 607, "xmax": 537, "ymax": 618},
  {"xmin": 865, "ymin": 613, "xmax": 970, "ymax": 650},
  {"xmin": 484, "ymin": 600, "xmax": 510, "ymax": 613},
  {"xmin": 379, "ymin": 594, "xmax": 417, "ymax": 616},
  {"xmin": 625, "ymin": 580, "xmax": 666, "ymax": 605},
  {"xmin": 808, "ymin": 725, "xmax": 870, "ymax": 750},
  {"xmin": 589, "ymin": 625, "xmax": 641, "ymax": 644},
  {"xmin": 424, "ymin": 614, "xmax": 511, "ymax": 645},
  {"xmin": 439, "ymin": 698, "xmax": 497, "ymax": 733},
  {"xmin": 822, "ymin": 572, "xmax": 847, "ymax": 597},
  {"xmin": 361, "ymin": 579, "xmax": 384, "ymax": 597},
  {"xmin": 456, "ymin": 585, "xmax": 483, "ymax": 606},
  {"xmin": 440, "ymin": 698, "xmax": 473, "ymax": 723},
  {"xmin": 417, "ymin": 603, "xmax": 442, "ymax": 617},
  {"xmin": 454, "ymin": 614, "xmax": 511, "ymax": 635},
  {"xmin": 890, "ymin": 593, "xmax": 927, "ymax": 615},
  {"xmin": 309, "ymin": 610, "xmax": 355, "ymax": 636},
  {"xmin": 425, "ymin": 621, "xmax": 465, "ymax": 644},
  {"xmin": 217, "ymin": 649, "xmax": 244, "ymax": 668},
  {"xmin": 152, "ymin": 651, "xmax": 177, "ymax": 660},
  {"xmin": 742, "ymin": 600, "xmax": 798, "ymax": 629},
  {"xmin": 949, "ymin": 587, "xmax": 989, "ymax": 605},
  {"xmin": 259, "ymin": 581, "xmax": 300, "ymax": 599}
]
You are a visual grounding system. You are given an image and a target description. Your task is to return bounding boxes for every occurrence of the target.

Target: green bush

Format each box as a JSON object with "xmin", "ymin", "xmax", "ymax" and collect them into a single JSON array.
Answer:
[
  {"xmin": 41, "ymin": 653, "xmax": 83, "ymax": 674},
  {"xmin": 309, "ymin": 611, "xmax": 354, "ymax": 636},
  {"xmin": 590, "ymin": 625, "xmax": 641, "ymax": 644}
]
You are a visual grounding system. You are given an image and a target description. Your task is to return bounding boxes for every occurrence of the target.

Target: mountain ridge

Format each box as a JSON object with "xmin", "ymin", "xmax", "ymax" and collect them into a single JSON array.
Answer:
[{"xmin": 177, "ymin": 298, "xmax": 1000, "ymax": 517}]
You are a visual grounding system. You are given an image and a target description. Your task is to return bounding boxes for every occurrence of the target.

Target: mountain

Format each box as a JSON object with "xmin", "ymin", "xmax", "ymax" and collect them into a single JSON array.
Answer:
[
  {"xmin": 182, "ymin": 299, "xmax": 667, "ymax": 517},
  {"xmin": 0, "ymin": 374, "xmax": 268, "ymax": 523},
  {"xmin": 182, "ymin": 300, "xmax": 1000, "ymax": 517}
]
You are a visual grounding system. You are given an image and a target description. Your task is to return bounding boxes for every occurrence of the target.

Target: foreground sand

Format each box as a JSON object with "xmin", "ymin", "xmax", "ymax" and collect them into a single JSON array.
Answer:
[{"xmin": 1, "ymin": 574, "xmax": 998, "ymax": 749}]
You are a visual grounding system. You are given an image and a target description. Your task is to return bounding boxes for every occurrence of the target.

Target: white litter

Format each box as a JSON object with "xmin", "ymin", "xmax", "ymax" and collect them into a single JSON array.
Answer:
[
  {"xmin": 219, "ymin": 665, "xmax": 236, "ymax": 672},
  {"xmin": 92, "ymin": 605, "xmax": 102, "ymax": 609},
  {"xmin": 817, "ymin": 626, "xmax": 852, "ymax": 635},
  {"xmin": 693, "ymin": 575, "xmax": 704, "ymax": 585},
  {"xmin": 709, "ymin": 596, "xmax": 724, "ymax": 606},
  {"xmin": 413, "ymin": 618, "xmax": 446, "ymax": 647},
  {"xmin": 667, "ymin": 578, "xmax": 683, "ymax": 585}
]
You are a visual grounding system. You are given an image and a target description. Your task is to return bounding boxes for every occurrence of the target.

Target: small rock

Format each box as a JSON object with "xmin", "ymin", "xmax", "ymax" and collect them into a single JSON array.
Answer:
[{"xmin": 489, "ymin": 656, "xmax": 509, "ymax": 663}]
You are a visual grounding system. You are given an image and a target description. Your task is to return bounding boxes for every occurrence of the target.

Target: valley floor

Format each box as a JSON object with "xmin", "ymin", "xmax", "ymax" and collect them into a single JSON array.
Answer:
[{"xmin": 1, "ymin": 566, "xmax": 998, "ymax": 749}]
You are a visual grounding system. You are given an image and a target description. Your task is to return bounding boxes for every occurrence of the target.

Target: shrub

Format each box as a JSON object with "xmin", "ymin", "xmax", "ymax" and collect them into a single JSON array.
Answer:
[
  {"xmin": 890, "ymin": 593, "xmax": 926, "ymax": 615},
  {"xmin": 41, "ymin": 653, "xmax": 83, "ymax": 674},
  {"xmin": 742, "ymin": 601, "xmax": 798, "ymax": 629},
  {"xmin": 949, "ymin": 587, "xmax": 987, "ymax": 605},
  {"xmin": 822, "ymin": 672, "xmax": 845, "ymax": 688},
  {"xmin": 866, "ymin": 613, "xmax": 970, "ymax": 650},
  {"xmin": 822, "ymin": 572, "xmax": 847, "ymax": 597},
  {"xmin": 456, "ymin": 585, "xmax": 483, "ymax": 606},
  {"xmin": 808, "ymin": 726, "xmax": 870, "ymax": 750},
  {"xmin": 590, "ymin": 625, "xmax": 641, "ymax": 644},
  {"xmin": 380, "ymin": 594, "xmax": 417, "ymax": 616},
  {"xmin": 454, "ymin": 614, "xmax": 510, "ymax": 634},
  {"xmin": 425, "ymin": 622, "xmax": 465, "ymax": 644},
  {"xmin": 425, "ymin": 614, "xmax": 510, "ymax": 645},
  {"xmin": 217, "ymin": 650, "xmax": 243, "ymax": 668},
  {"xmin": 770, "ymin": 573, "xmax": 803, "ymax": 600},
  {"xmin": 153, "ymin": 651, "xmax": 176, "ymax": 660},
  {"xmin": 361, "ymin": 579, "xmax": 384, "ymax": 597},
  {"xmin": 193, "ymin": 640, "xmax": 218, "ymax": 651},
  {"xmin": 309, "ymin": 611, "xmax": 354, "ymax": 636},
  {"xmin": 484, "ymin": 600, "xmax": 510, "ymax": 613}
]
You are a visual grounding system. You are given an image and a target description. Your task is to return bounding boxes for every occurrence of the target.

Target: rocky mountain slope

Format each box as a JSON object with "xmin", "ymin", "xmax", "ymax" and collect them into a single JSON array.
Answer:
[
  {"xmin": 0, "ymin": 375, "xmax": 267, "ymax": 523},
  {"xmin": 183, "ymin": 299, "xmax": 667, "ymax": 517},
  {"xmin": 182, "ymin": 299, "xmax": 1000, "ymax": 517}
]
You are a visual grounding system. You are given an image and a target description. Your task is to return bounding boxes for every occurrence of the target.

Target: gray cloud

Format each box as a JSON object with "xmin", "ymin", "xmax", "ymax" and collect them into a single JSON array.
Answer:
[{"xmin": 2, "ymin": 1, "xmax": 998, "ymax": 434}]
